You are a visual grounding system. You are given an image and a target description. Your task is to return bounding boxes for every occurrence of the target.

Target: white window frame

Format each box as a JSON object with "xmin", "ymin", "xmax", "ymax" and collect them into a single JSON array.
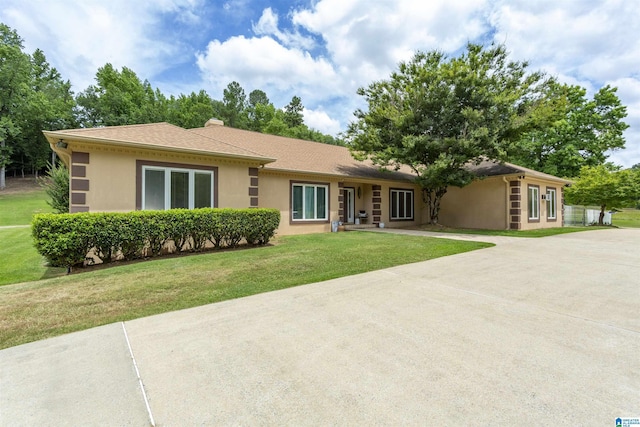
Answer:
[
  {"xmin": 291, "ymin": 183, "xmax": 329, "ymax": 221},
  {"xmin": 142, "ymin": 165, "xmax": 214, "ymax": 210},
  {"xmin": 546, "ymin": 188, "xmax": 557, "ymax": 220},
  {"xmin": 528, "ymin": 185, "xmax": 540, "ymax": 221},
  {"xmin": 390, "ymin": 188, "xmax": 414, "ymax": 220}
]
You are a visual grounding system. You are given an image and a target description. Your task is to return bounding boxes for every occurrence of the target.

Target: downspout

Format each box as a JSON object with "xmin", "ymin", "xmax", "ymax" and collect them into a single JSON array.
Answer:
[{"xmin": 503, "ymin": 176, "xmax": 510, "ymax": 230}]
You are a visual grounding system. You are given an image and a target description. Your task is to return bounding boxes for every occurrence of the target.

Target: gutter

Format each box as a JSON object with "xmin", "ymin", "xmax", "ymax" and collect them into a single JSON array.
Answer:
[{"xmin": 42, "ymin": 131, "xmax": 276, "ymax": 166}]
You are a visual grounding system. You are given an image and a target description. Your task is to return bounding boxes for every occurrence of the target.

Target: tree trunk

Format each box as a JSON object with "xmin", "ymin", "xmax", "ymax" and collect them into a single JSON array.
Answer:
[
  {"xmin": 0, "ymin": 139, "xmax": 5, "ymax": 190},
  {"xmin": 599, "ymin": 204, "xmax": 606, "ymax": 225},
  {"xmin": 422, "ymin": 187, "xmax": 448, "ymax": 225}
]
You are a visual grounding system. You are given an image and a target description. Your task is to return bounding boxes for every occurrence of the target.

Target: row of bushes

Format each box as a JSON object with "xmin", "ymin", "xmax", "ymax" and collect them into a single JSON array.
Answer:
[{"xmin": 32, "ymin": 208, "xmax": 281, "ymax": 268}]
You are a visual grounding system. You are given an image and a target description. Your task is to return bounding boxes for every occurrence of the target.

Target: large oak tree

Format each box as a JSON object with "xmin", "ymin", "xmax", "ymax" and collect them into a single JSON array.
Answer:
[{"xmin": 346, "ymin": 43, "xmax": 545, "ymax": 224}]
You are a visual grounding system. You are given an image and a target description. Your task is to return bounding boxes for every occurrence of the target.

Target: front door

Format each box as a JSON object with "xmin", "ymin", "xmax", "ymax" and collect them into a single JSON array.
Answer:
[{"xmin": 344, "ymin": 188, "xmax": 355, "ymax": 223}]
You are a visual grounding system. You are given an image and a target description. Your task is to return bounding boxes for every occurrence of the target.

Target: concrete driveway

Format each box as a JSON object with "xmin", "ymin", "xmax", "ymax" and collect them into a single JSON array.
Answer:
[{"xmin": 1, "ymin": 228, "xmax": 638, "ymax": 426}]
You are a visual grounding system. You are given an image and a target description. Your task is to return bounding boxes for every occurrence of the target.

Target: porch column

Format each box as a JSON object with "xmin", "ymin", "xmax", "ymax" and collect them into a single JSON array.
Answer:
[
  {"xmin": 509, "ymin": 180, "xmax": 521, "ymax": 230},
  {"xmin": 372, "ymin": 184, "xmax": 382, "ymax": 225},
  {"xmin": 338, "ymin": 182, "xmax": 344, "ymax": 222}
]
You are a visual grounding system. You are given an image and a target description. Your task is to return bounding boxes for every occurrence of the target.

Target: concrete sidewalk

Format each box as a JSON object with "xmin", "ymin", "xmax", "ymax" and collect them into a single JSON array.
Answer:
[{"xmin": 1, "ymin": 228, "xmax": 639, "ymax": 425}]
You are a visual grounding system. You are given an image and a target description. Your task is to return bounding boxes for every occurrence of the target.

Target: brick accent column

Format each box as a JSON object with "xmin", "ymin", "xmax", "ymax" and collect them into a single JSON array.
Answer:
[
  {"xmin": 509, "ymin": 180, "xmax": 521, "ymax": 230},
  {"xmin": 248, "ymin": 168, "xmax": 259, "ymax": 207},
  {"xmin": 372, "ymin": 184, "xmax": 382, "ymax": 224},
  {"xmin": 338, "ymin": 182, "xmax": 344, "ymax": 222},
  {"xmin": 70, "ymin": 152, "xmax": 90, "ymax": 213}
]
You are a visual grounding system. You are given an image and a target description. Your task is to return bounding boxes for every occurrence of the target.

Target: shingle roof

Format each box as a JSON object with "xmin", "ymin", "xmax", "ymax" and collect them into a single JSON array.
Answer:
[
  {"xmin": 467, "ymin": 159, "xmax": 572, "ymax": 184},
  {"xmin": 45, "ymin": 122, "xmax": 570, "ymax": 185},
  {"xmin": 44, "ymin": 122, "xmax": 274, "ymax": 163},
  {"xmin": 189, "ymin": 125, "xmax": 417, "ymax": 181}
]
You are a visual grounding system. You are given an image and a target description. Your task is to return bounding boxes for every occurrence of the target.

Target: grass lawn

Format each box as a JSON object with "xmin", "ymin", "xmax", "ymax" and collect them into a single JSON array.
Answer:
[
  {"xmin": 0, "ymin": 232, "xmax": 492, "ymax": 349},
  {"xmin": 0, "ymin": 180, "xmax": 52, "ymax": 226},
  {"xmin": 414, "ymin": 225, "xmax": 612, "ymax": 237},
  {"xmin": 612, "ymin": 209, "xmax": 640, "ymax": 228},
  {"xmin": 0, "ymin": 227, "xmax": 67, "ymax": 286}
]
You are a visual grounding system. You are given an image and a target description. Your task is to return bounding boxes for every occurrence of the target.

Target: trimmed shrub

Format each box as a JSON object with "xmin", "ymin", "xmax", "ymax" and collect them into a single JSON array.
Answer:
[{"xmin": 32, "ymin": 208, "xmax": 281, "ymax": 268}]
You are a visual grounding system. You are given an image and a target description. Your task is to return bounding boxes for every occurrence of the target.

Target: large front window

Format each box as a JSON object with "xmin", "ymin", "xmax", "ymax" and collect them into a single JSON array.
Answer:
[
  {"xmin": 142, "ymin": 166, "xmax": 214, "ymax": 210},
  {"xmin": 390, "ymin": 189, "xmax": 414, "ymax": 220},
  {"xmin": 528, "ymin": 185, "xmax": 540, "ymax": 221},
  {"xmin": 292, "ymin": 183, "xmax": 328, "ymax": 221}
]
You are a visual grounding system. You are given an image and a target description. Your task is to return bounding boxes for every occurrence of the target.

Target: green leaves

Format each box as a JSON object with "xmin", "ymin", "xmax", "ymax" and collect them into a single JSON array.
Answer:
[
  {"xmin": 510, "ymin": 82, "xmax": 628, "ymax": 177},
  {"xmin": 346, "ymin": 43, "xmax": 543, "ymax": 223},
  {"xmin": 564, "ymin": 165, "xmax": 640, "ymax": 222},
  {"xmin": 31, "ymin": 208, "xmax": 281, "ymax": 268}
]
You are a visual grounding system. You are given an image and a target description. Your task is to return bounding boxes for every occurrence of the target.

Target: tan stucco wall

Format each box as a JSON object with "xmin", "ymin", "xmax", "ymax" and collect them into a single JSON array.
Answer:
[
  {"xmin": 438, "ymin": 177, "xmax": 509, "ymax": 229},
  {"xmin": 437, "ymin": 176, "xmax": 565, "ymax": 230},
  {"xmin": 258, "ymin": 172, "xmax": 423, "ymax": 235},
  {"xmin": 57, "ymin": 140, "xmax": 424, "ymax": 236},
  {"xmin": 63, "ymin": 142, "xmax": 259, "ymax": 212},
  {"xmin": 519, "ymin": 179, "xmax": 564, "ymax": 230}
]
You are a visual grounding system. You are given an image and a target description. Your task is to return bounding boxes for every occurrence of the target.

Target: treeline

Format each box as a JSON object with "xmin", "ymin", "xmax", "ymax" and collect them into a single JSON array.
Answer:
[{"xmin": 0, "ymin": 23, "xmax": 341, "ymax": 188}]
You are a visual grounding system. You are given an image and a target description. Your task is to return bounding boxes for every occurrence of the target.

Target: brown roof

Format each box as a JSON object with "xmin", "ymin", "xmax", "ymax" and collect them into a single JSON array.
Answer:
[
  {"xmin": 44, "ymin": 122, "xmax": 570, "ymax": 185},
  {"xmin": 189, "ymin": 125, "xmax": 417, "ymax": 181},
  {"xmin": 44, "ymin": 122, "xmax": 274, "ymax": 163},
  {"xmin": 467, "ymin": 159, "xmax": 572, "ymax": 184}
]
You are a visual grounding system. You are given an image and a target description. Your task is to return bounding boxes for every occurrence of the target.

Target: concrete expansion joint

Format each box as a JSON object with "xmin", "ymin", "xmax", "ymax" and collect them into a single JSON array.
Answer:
[{"xmin": 121, "ymin": 322, "xmax": 156, "ymax": 426}]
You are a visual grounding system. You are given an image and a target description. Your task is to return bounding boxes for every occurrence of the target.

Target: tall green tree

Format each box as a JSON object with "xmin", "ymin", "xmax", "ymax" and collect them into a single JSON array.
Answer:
[
  {"xmin": 167, "ymin": 90, "xmax": 215, "ymax": 129},
  {"xmin": 220, "ymin": 81, "xmax": 248, "ymax": 129},
  {"xmin": 510, "ymin": 81, "xmax": 628, "ymax": 177},
  {"xmin": 76, "ymin": 64, "xmax": 166, "ymax": 127},
  {"xmin": 247, "ymin": 89, "xmax": 272, "ymax": 131},
  {"xmin": 0, "ymin": 25, "xmax": 75, "ymax": 186},
  {"xmin": 283, "ymin": 95, "xmax": 304, "ymax": 127},
  {"xmin": 0, "ymin": 24, "xmax": 31, "ymax": 189},
  {"xmin": 346, "ymin": 43, "xmax": 545, "ymax": 224},
  {"xmin": 16, "ymin": 49, "xmax": 75, "ymax": 175},
  {"xmin": 565, "ymin": 165, "xmax": 640, "ymax": 225}
]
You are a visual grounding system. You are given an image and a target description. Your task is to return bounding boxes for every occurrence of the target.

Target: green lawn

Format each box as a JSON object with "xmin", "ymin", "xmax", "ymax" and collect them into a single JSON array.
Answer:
[
  {"xmin": 0, "ymin": 227, "xmax": 66, "ymax": 286},
  {"xmin": 0, "ymin": 232, "xmax": 491, "ymax": 349},
  {"xmin": 0, "ymin": 190, "xmax": 52, "ymax": 226},
  {"xmin": 612, "ymin": 209, "xmax": 640, "ymax": 228},
  {"xmin": 414, "ymin": 225, "xmax": 612, "ymax": 237}
]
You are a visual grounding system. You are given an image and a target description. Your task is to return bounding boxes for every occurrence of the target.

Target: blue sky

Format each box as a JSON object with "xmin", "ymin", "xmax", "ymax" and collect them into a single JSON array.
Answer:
[{"xmin": 2, "ymin": 0, "xmax": 640, "ymax": 167}]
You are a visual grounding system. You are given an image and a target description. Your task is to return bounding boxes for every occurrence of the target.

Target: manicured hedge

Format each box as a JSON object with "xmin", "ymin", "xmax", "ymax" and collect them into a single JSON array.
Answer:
[{"xmin": 32, "ymin": 208, "xmax": 281, "ymax": 268}]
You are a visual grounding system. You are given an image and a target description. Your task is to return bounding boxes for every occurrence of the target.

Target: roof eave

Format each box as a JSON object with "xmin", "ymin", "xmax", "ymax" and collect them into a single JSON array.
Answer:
[{"xmin": 43, "ymin": 130, "xmax": 276, "ymax": 165}]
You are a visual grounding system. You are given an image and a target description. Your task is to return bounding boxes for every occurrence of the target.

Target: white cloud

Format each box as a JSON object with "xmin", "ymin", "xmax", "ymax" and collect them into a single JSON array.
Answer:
[
  {"xmin": 303, "ymin": 108, "xmax": 343, "ymax": 135},
  {"xmin": 252, "ymin": 7, "xmax": 315, "ymax": 50},
  {"xmin": 1, "ymin": 0, "xmax": 200, "ymax": 92},
  {"xmin": 195, "ymin": 35, "xmax": 338, "ymax": 104}
]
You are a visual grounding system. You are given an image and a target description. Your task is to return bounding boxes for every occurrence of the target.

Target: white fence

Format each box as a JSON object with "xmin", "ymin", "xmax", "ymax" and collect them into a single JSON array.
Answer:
[{"xmin": 564, "ymin": 205, "xmax": 611, "ymax": 226}]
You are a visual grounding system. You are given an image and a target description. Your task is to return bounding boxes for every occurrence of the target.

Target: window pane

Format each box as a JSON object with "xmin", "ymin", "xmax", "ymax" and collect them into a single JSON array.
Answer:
[
  {"xmin": 547, "ymin": 189, "xmax": 556, "ymax": 219},
  {"xmin": 144, "ymin": 169, "xmax": 165, "ymax": 210},
  {"xmin": 391, "ymin": 191, "xmax": 398, "ymax": 218},
  {"xmin": 171, "ymin": 171, "xmax": 189, "ymax": 209},
  {"xmin": 292, "ymin": 185, "xmax": 303, "ymax": 219},
  {"xmin": 316, "ymin": 186, "xmax": 326, "ymax": 219},
  {"xmin": 194, "ymin": 172, "xmax": 212, "ymax": 208},
  {"xmin": 529, "ymin": 187, "xmax": 538, "ymax": 219},
  {"xmin": 304, "ymin": 186, "xmax": 316, "ymax": 219},
  {"xmin": 405, "ymin": 192, "xmax": 413, "ymax": 219},
  {"xmin": 398, "ymin": 192, "xmax": 405, "ymax": 218}
]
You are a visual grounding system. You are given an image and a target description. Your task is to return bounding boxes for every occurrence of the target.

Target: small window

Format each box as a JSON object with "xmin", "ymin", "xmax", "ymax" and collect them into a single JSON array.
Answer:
[
  {"xmin": 291, "ymin": 183, "xmax": 328, "ymax": 221},
  {"xmin": 546, "ymin": 188, "xmax": 557, "ymax": 220},
  {"xmin": 390, "ymin": 189, "xmax": 414, "ymax": 220},
  {"xmin": 528, "ymin": 185, "xmax": 540, "ymax": 221},
  {"xmin": 142, "ymin": 165, "xmax": 214, "ymax": 210}
]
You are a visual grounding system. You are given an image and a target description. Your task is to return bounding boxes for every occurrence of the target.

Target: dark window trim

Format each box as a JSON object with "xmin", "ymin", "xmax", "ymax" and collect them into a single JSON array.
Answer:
[
  {"xmin": 289, "ymin": 180, "xmax": 331, "ymax": 225},
  {"xmin": 546, "ymin": 186, "xmax": 557, "ymax": 222},
  {"xmin": 389, "ymin": 188, "xmax": 415, "ymax": 221},
  {"xmin": 527, "ymin": 184, "xmax": 540, "ymax": 223},
  {"xmin": 136, "ymin": 160, "xmax": 218, "ymax": 210}
]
